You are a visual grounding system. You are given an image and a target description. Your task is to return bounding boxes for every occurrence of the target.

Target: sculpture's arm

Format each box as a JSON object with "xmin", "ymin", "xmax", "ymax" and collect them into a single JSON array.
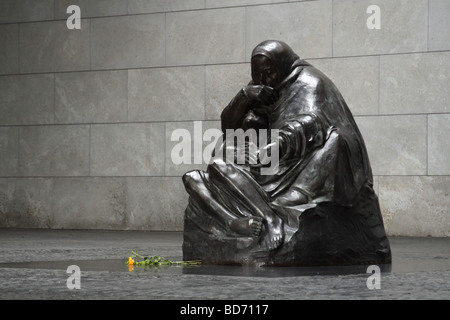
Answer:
[
  {"xmin": 221, "ymin": 83, "xmax": 278, "ymax": 132},
  {"xmin": 220, "ymin": 88, "xmax": 254, "ymax": 131},
  {"xmin": 278, "ymin": 113, "xmax": 326, "ymax": 160}
]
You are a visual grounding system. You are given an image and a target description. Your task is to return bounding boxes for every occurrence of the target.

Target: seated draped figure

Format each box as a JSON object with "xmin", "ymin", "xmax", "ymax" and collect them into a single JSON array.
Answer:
[{"xmin": 182, "ymin": 40, "xmax": 391, "ymax": 266}]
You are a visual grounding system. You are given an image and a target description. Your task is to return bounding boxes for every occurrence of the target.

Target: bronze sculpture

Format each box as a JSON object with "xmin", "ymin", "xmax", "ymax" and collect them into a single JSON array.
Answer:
[{"xmin": 182, "ymin": 40, "xmax": 391, "ymax": 266}]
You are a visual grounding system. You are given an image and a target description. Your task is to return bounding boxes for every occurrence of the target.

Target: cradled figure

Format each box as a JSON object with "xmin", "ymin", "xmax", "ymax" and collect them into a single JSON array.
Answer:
[{"xmin": 182, "ymin": 40, "xmax": 391, "ymax": 266}]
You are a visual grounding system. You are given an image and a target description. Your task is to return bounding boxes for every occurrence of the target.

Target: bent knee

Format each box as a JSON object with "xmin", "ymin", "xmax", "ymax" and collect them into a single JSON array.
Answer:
[
  {"xmin": 275, "ymin": 189, "xmax": 308, "ymax": 206},
  {"xmin": 207, "ymin": 158, "xmax": 230, "ymax": 176},
  {"xmin": 182, "ymin": 170, "xmax": 202, "ymax": 186}
]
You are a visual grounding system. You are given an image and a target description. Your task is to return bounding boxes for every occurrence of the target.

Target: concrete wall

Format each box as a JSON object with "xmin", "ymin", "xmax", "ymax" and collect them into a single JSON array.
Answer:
[{"xmin": 0, "ymin": 0, "xmax": 448, "ymax": 236}]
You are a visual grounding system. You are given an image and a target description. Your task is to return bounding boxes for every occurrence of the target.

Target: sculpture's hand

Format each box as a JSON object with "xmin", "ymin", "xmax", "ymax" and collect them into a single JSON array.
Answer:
[
  {"xmin": 243, "ymin": 85, "xmax": 279, "ymax": 106},
  {"xmin": 256, "ymin": 134, "xmax": 287, "ymax": 166},
  {"xmin": 235, "ymin": 138, "xmax": 259, "ymax": 165}
]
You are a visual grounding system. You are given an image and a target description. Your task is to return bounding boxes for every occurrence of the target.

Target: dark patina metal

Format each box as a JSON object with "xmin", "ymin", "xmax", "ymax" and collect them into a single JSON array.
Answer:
[{"xmin": 182, "ymin": 40, "xmax": 391, "ymax": 266}]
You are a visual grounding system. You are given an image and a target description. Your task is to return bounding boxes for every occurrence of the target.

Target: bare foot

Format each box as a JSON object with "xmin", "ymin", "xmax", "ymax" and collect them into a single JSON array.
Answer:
[
  {"xmin": 264, "ymin": 215, "xmax": 284, "ymax": 251},
  {"xmin": 230, "ymin": 217, "xmax": 263, "ymax": 237}
]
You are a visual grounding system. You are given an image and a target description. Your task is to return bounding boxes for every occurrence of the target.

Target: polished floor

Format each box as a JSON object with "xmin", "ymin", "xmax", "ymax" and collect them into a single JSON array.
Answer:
[{"xmin": 0, "ymin": 229, "xmax": 448, "ymax": 300}]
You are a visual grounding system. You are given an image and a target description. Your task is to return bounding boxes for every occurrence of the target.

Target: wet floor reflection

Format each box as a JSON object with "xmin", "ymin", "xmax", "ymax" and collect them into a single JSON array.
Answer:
[
  {"xmin": 1, "ymin": 254, "xmax": 449, "ymax": 277},
  {"xmin": 182, "ymin": 263, "xmax": 392, "ymax": 277},
  {"xmin": 0, "ymin": 258, "xmax": 393, "ymax": 277},
  {"xmin": 0, "ymin": 259, "xmax": 130, "ymax": 273}
]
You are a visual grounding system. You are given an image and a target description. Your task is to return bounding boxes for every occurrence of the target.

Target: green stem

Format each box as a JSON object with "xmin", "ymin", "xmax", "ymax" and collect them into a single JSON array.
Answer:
[{"xmin": 127, "ymin": 251, "xmax": 201, "ymax": 267}]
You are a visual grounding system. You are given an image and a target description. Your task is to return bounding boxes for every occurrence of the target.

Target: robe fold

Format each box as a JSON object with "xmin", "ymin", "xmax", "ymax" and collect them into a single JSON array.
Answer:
[{"xmin": 182, "ymin": 40, "xmax": 391, "ymax": 266}]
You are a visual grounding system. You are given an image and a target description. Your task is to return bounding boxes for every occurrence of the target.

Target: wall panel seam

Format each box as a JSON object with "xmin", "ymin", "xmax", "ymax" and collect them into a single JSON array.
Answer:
[{"xmin": 1, "ymin": 50, "xmax": 448, "ymax": 78}]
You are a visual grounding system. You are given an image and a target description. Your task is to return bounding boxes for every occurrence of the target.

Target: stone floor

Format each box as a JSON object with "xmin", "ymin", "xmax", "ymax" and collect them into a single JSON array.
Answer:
[{"xmin": 0, "ymin": 229, "xmax": 449, "ymax": 302}]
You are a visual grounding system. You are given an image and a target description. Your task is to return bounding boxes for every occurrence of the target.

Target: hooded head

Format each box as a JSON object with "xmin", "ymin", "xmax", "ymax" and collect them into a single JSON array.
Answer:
[{"xmin": 251, "ymin": 40, "xmax": 302, "ymax": 87}]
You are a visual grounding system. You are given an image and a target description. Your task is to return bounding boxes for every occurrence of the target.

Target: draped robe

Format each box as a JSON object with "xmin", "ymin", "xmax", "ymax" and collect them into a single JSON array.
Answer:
[{"xmin": 182, "ymin": 41, "xmax": 391, "ymax": 265}]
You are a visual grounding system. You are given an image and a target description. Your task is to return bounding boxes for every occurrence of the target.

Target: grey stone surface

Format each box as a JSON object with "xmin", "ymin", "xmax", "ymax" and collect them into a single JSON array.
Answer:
[
  {"xmin": 0, "ymin": 0, "xmax": 54, "ymax": 23},
  {"xmin": 0, "ymin": 177, "xmax": 188, "ymax": 231},
  {"xmin": 372, "ymin": 176, "xmax": 379, "ymax": 197},
  {"xmin": 0, "ymin": 74, "xmax": 54, "ymax": 126},
  {"xmin": 55, "ymin": 70, "xmax": 128, "ymax": 124},
  {"xmin": 128, "ymin": 0, "xmax": 204, "ymax": 13},
  {"xmin": 380, "ymin": 52, "xmax": 450, "ymax": 115},
  {"xmin": 128, "ymin": 67, "xmax": 205, "ymax": 122},
  {"xmin": 0, "ymin": 230, "xmax": 448, "ymax": 300},
  {"xmin": 51, "ymin": 177, "xmax": 129, "ymax": 230},
  {"xmin": 166, "ymin": 8, "xmax": 246, "ymax": 66},
  {"xmin": 206, "ymin": 0, "xmax": 284, "ymax": 8},
  {"xmin": 126, "ymin": 177, "xmax": 187, "ymax": 231},
  {"xmin": 429, "ymin": 0, "xmax": 450, "ymax": 51},
  {"xmin": 246, "ymin": 1, "xmax": 332, "ymax": 60},
  {"xmin": 165, "ymin": 121, "xmax": 220, "ymax": 176},
  {"xmin": 355, "ymin": 115, "xmax": 427, "ymax": 176},
  {"xmin": 90, "ymin": 123, "xmax": 165, "ymax": 176},
  {"xmin": 205, "ymin": 63, "xmax": 251, "ymax": 120},
  {"xmin": 428, "ymin": 114, "xmax": 450, "ymax": 175},
  {"xmin": 310, "ymin": 56, "xmax": 379, "ymax": 116},
  {"xmin": 91, "ymin": 14, "xmax": 165, "ymax": 70},
  {"xmin": 0, "ymin": 0, "xmax": 448, "ymax": 237},
  {"xmin": 165, "ymin": 122, "xmax": 206, "ymax": 177},
  {"xmin": 333, "ymin": 0, "xmax": 428, "ymax": 56},
  {"xmin": 0, "ymin": 127, "xmax": 18, "ymax": 177},
  {"xmin": 0, "ymin": 266, "xmax": 448, "ymax": 300},
  {"xmin": 18, "ymin": 125, "xmax": 90, "ymax": 176},
  {"xmin": 54, "ymin": 0, "xmax": 127, "ymax": 19},
  {"xmin": 0, "ymin": 178, "xmax": 53, "ymax": 228},
  {"xmin": 0, "ymin": 24, "xmax": 18, "ymax": 75},
  {"xmin": 0, "ymin": 229, "xmax": 183, "ymax": 263},
  {"xmin": 19, "ymin": 20, "xmax": 90, "ymax": 73},
  {"xmin": 379, "ymin": 176, "xmax": 450, "ymax": 237}
]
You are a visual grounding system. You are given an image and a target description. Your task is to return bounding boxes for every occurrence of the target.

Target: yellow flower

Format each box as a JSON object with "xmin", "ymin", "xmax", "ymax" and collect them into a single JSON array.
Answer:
[{"xmin": 128, "ymin": 257, "xmax": 135, "ymax": 265}]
